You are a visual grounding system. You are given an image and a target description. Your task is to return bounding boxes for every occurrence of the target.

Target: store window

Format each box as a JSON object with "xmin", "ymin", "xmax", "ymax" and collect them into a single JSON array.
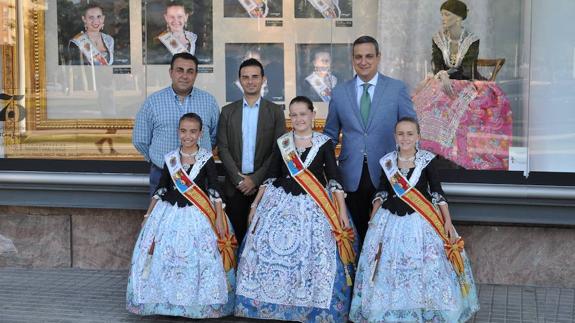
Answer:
[{"xmin": 0, "ymin": 0, "xmax": 574, "ymax": 178}]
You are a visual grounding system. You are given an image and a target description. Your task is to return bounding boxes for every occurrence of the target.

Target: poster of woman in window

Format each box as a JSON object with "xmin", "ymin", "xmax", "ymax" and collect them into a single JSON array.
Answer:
[
  {"xmin": 57, "ymin": 0, "xmax": 130, "ymax": 65},
  {"xmin": 143, "ymin": 0, "xmax": 213, "ymax": 65}
]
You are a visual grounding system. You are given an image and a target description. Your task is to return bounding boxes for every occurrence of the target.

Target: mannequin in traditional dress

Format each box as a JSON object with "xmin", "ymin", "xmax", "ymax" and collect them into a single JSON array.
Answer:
[{"xmin": 413, "ymin": 0, "xmax": 513, "ymax": 170}]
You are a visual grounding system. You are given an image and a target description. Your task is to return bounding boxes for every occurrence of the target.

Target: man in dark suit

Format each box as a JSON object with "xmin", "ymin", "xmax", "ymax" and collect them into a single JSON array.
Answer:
[
  {"xmin": 324, "ymin": 35, "xmax": 416, "ymax": 243},
  {"xmin": 217, "ymin": 58, "xmax": 286, "ymax": 243}
]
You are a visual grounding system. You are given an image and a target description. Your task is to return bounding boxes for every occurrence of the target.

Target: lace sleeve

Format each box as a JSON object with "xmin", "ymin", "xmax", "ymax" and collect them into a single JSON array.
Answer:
[
  {"xmin": 430, "ymin": 191, "xmax": 447, "ymax": 205},
  {"xmin": 327, "ymin": 179, "xmax": 344, "ymax": 193},
  {"xmin": 372, "ymin": 191, "xmax": 388, "ymax": 204},
  {"xmin": 426, "ymin": 158, "xmax": 448, "ymax": 205},
  {"xmin": 152, "ymin": 187, "xmax": 167, "ymax": 200},
  {"xmin": 261, "ymin": 178, "xmax": 277, "ymax": 187}
]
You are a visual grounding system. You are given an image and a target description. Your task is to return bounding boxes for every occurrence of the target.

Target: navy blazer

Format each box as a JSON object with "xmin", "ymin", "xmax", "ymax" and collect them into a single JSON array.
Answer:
[{"xmin": 324, "ymin": 73, "xmax": 416, "ymax": 191}]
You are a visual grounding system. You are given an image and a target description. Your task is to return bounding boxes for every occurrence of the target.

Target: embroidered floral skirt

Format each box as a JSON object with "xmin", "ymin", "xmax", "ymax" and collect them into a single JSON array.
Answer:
[
  {"xmin": 126, "ymin": 201, "xmax": 235, "ymax": 318},
  {"xmin": 414, "ymin": 79, "xmax": 512, "ymax": 170},
  {"xmin": 350, "ymin": 208, "xmax": 479, "ymax": 323},
  {"xmin": 235, "ymin": 185, "xmax": 357, "ymax": 323}
]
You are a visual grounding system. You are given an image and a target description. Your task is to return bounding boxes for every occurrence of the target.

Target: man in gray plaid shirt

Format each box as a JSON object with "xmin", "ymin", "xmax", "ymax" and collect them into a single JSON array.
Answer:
[{"xmin": 133, "ymin": 53, "xmax": 220, "ymax": 196}]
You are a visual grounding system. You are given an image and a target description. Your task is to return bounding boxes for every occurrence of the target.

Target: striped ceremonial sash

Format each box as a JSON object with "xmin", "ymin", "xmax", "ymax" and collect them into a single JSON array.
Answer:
[
  {"xmin": 277, "ymin": 134, "xmax": 355, "ymax": 285},
  {"xmin": 71, "ymin": 33, "xmax": 109, "ymax": 65},
  {"xmin": 382, "ymin": 154, "xmax": 469, "ymax": 295},
  {"xmin": 165, "ymin": 151, "xmax": 237, "ymax": 271}
]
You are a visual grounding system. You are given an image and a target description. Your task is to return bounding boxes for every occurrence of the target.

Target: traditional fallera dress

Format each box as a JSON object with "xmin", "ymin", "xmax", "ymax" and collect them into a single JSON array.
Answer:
[
  {"xmin": 235, "ymin": 132, "xmax": 357, "ymax": 323},
  {"xmin": 68, "ymin": 32, "xmax": 114, "ymax": 65},
  {"xmin": 350, "ymin": 150, "xmax": 479, "ymax": 323},
  {"xmin": 126, "ymin": 148, "xmax": 237, "ymax": 318},
  {"xmin": 414, "ymin": 29, "xmax": 513, "ymax": 170}
]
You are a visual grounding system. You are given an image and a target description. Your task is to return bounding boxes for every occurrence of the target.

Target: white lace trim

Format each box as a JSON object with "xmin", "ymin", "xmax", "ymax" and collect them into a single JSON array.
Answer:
[
  {"xmin": 408, "ymin": 149, "xmax": 436, "ymax": 187},
  {"xmin": 372, "ymin": 191, "xmax": 388, "ymax": 204},
  {"xmin": 433, "ymin": 29, "xmax": 479, "ymax": 69},
  {"xmin": 236, "ymin": 185, "xmax": 337, "ymax": 309},
  {"xmin": 188, "ymin": 148, "xmax": 212, "ymax": 181},
  {"xmin": 358, "ymin": 208, "xmax": 461, "ymax": 313},
  {"xmin": 131, "ymin": 201, "xmax": 228, "ymax": 306},
  {"xmin": 300, "ymin": 132, "xmax": 330, "ymax": 168},
  {"xmin": 327, "ymin": 179, "xmax": 344, "ymax": 192},
  {"xmin": 430, "ymin": 191, "xmax": 447, "ymax": 205}
]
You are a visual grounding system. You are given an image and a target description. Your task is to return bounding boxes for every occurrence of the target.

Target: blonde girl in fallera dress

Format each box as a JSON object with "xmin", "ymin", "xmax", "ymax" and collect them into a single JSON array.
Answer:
[
  {"xmin": 127, "ymin": 113, "xmax": 237, "ymax": 318},
  {"xmin": 350, "ymin": 117, "xmax": 479, "ymax": 322},
  {"xmin": 235, "ymin": 96, "xmax": 358, "ymax": 323}
]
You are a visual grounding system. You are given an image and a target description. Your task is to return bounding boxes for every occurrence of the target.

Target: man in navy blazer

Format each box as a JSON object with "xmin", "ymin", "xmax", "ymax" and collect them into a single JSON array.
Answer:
[{"xmin": 324, "ymin": 36, "xmax": 416, "ymax": 243}]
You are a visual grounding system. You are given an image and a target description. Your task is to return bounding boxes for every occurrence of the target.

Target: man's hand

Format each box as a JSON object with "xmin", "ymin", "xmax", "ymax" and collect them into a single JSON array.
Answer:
[{"xmin": 237, "ymin": 173, "xmax": 256, "ymax": 195}]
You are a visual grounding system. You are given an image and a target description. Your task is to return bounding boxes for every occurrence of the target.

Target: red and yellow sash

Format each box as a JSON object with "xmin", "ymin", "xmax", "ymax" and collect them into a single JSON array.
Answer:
[
  {"xmin": 277, "ymin": 133, "xmax": 355, "ymax": 285},
  {"xmin": 381, "ymin": 152, "xmax": 469, "ymax": 295},
  {"xmin": 165, "ymin": 150, "xmax": 237, "ymax": 271},
  {"xmin": 70, "ymin": 32, "xmax": 109, "ymax": 65}
]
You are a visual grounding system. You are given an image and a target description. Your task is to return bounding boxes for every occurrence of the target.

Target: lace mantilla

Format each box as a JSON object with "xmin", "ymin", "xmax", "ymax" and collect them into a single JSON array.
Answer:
[
  {"xmin": 408, "ymin": 149, "xmax": 436, "ymax": 186},
  {"xmin": 187, "ymin": 148, "xmax": 212, "ymax": 181},
  {"xmin": 380, "ymin": 150, "xmax": 435, "ymax": 187},
  {"xmin": 433, "ymin": 29, "xmax": 479, "ymax": 69},
  {"xmin": 292, "ymin": 131, "xmax": 330, "ymax": 168}
]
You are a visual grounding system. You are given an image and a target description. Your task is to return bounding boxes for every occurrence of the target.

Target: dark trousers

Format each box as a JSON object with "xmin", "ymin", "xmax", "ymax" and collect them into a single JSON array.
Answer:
[
  {"xmin": 226, "ymin": 190, "xmax": 256, "ymax": 245},
  {"xmin": 345, "ymin": 159, "xmax": 376, "ymax": 245},
  {"xmin": 149, "ymin": 163, "xmax": 163, "ymax": 198}
]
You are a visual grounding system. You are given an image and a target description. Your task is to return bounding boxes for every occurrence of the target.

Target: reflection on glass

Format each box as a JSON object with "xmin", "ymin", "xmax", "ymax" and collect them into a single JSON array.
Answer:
[
  {"xmin": 295, "ymin": 0, "xmax": 352, "ymax": 19},
  {"xmin": 223, "ymin": 0, "xmax": 283, "ymax": 18},
  {"xmin": 296, "ymin": 44, "xmax": 353, "ymax": 103},
  {"xmin": 225, "ymin": 43, "xmax": 284, "ymax": 102}
]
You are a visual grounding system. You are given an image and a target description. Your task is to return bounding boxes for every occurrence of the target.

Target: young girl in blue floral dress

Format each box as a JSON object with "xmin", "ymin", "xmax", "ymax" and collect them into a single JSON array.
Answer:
[{"xmin": 127, "ymin": 113, "xmax": 237, "ymax": 318}]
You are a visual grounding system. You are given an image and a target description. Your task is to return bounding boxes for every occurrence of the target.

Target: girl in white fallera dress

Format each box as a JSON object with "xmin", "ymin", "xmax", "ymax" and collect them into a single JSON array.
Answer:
[
  {"xmin": 235, "ymin": 96, "xmax": 357, "ymax": 323},
  {"xmin": 127, "ymin": 113, "xmax": 237, "ymax": 318},
  {"xmin": 350, "ymin": 117, "xmax": 479, "ymax": 322}
]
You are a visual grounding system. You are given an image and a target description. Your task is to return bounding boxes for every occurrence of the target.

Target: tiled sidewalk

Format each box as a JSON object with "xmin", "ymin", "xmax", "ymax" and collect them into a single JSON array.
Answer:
[{"xmin": 0, "ymin": 268, "xmax": 573, "ymax": 323}]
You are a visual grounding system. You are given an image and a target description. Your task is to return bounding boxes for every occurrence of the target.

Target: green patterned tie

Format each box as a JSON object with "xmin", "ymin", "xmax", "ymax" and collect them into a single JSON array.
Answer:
[{"xmin": 360, "ymin": 83, "xmax": 371, "ymax": 126}]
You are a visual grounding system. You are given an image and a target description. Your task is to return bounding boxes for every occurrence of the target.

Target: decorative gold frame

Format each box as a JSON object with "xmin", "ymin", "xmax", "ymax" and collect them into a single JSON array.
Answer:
[{"xmin": 24, "ymin": 0, "xmax": 133, "ymax": 130}]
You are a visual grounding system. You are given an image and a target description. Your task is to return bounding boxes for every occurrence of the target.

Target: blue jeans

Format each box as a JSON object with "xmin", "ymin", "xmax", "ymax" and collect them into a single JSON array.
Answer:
[{"xmin": 149, "ymin": 163, "xmax": 163, "ymax": 198}]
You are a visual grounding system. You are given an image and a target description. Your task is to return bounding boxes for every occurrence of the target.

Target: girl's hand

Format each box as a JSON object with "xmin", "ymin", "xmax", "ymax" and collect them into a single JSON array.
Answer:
[
  {"xmin": 216, "ymin": 213, "xmax": 226, "ymax": 237},
  {"xmin": 444, "ymin": 220, "xmax": 457, "ymax": 243},
  {"xmin": 339, "ymin": 206, "xmax": 350, "ymax": 228},
  {"xmin": 248, "ymin": 204, "xmax": 257, "ymax": 225},
  {"xmin": 369, "ymin": 200, "xmax": 382, "ymax": 220},
  {"xmin": 141, "ymin": 213, "xmax": 150, "ymax": 228}
]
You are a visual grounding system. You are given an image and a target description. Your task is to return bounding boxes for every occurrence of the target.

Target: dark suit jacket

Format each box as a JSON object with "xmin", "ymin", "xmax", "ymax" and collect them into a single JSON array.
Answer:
[{"xmin": 217, "ymin": 98, "xmax": 286, "ymax": 197}]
